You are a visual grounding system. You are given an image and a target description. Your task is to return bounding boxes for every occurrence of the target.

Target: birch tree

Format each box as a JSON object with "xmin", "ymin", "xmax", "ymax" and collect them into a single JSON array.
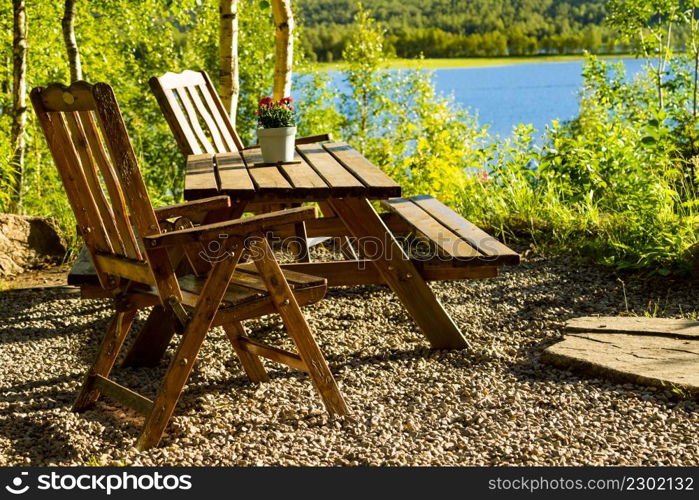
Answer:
[
  {"xmin": 219, "ymin": 0, "xmax": 239, "ymax": 120},
  {"xmin": 10, "ymin": 0, "xmax": 27, "ymax": 212},
  {"xmin": 271, "ymin": 0, "xmax": 293, "ymax": 99},
  {"xmin": 62, "ymin": 0, "xmax": 82, "ymax": 82}
]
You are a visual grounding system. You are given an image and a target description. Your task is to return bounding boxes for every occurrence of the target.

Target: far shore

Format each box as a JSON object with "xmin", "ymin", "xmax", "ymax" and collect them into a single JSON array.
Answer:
[{"xmin": 312, "ymin": 54, "xmax": 638, "ymax": 71}]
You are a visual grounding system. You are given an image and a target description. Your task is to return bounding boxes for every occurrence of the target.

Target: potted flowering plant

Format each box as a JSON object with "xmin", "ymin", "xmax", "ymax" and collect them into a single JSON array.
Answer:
[{"xmin": 257, "ymin": 96, "xmax": 296, "ymax": 163}]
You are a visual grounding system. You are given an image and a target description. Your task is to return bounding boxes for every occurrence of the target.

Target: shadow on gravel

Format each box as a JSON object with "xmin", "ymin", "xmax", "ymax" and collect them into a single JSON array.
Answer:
[
  {"xmin": 0, "ymin": 289, "xmax": 112, "ymax": 346},
  {"xmin": 0, "ymin": 373, "xmax": 84, "ymax": 464},
  {"xmin": 1, "ymin": 415, "xmax": 82, "ymax": 465},
  {"xmin": 0, "ymin": 373, "xmax": 81, "ymax": 409}
]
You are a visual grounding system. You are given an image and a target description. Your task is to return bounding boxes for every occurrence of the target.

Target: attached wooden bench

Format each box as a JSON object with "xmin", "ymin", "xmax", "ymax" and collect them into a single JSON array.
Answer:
[{"xmin": 380, "ymin": 195, "xmax": 520, "ymax": 271}]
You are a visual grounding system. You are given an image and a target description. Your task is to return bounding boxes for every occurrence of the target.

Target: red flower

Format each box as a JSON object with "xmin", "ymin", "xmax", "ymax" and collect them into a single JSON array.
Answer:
[
  {"xmin": 281, "ymin": 96, "xmax": 294, "ymax": 105},
  {"xmin": 258, "ymin": 96, "xmax": 273, "ymax": 107}
]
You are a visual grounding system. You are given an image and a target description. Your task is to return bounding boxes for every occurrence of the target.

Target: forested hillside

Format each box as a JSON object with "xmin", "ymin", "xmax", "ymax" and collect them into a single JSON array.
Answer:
[{"xmin": 297, "ymin": 0, "xmax": 619, "ymax": 60}]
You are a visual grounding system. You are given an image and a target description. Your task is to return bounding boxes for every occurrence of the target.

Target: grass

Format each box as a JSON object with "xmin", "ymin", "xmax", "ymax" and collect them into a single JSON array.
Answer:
[{"xmin": 313, "ymin": 54, "xmax": 637, "ymax": 71}]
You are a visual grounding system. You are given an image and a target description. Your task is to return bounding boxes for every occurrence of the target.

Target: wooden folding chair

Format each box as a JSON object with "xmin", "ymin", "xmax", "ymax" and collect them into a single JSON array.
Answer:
[{"xmin": 30, "ymin": 81, "xmax": 349, "ymax": 450}]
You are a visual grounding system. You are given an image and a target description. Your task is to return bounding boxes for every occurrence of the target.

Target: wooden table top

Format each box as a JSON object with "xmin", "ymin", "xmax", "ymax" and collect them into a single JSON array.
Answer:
[{"xmin": 184, "ymin": 141, "xmax": 402, "ymax": 202}]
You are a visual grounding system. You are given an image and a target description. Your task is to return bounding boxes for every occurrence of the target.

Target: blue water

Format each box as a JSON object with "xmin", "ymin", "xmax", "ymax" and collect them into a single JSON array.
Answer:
[{"xmin": 324, "ymin": 59, "xmax": 648, "ymax": 138}]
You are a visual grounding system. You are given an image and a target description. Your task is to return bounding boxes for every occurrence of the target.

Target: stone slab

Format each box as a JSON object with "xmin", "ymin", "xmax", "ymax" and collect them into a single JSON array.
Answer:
[
  {"xmin": 566, "ymin": 316, "xmax": 699, "ymax": 339},
  {"xmin": 544, "ymin": 318, "xmax": 699, "ymax": 395}
]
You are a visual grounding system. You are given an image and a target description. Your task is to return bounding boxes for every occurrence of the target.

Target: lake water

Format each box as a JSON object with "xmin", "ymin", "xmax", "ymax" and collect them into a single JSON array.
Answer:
[{"xmin": 326, "ymin": 59, "xmax": 648, "ymax": 138}]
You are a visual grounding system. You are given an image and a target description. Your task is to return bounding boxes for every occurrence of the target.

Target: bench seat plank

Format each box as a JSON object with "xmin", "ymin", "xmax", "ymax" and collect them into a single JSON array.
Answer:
[
  {"xmin": 382, "ymin": 196, "xmax": 520, "ymax": 267},
  {"xmin": 383, "ymin": 198, "xmax": 482, "ymax": 260},
  {"xmin": 410, "ymin": 195, "xmax": 520, "ymax": 265}
]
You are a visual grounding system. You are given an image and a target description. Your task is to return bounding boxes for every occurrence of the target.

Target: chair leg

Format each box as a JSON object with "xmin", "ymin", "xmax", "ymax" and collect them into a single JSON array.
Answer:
[
  {"xmin": 223, "ymin": 321, "xmax": 269, "ymax": 383},
  {"xmin": 136, "ymin": 240, "xmax": 245, "ymax": 450},
  {"xmin": 250, "ymin": 237, "xmax": 349, "ymax": 416},
  {"xmin": 73, "ymin": 310, "xmax": 137, "ymax": 411}
]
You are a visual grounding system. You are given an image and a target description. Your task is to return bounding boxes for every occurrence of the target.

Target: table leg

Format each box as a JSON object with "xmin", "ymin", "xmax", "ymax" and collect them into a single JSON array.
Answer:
[
  {"xmin": 123, "ymin": 201, "xmax": 249, "ymax": 368},
  {"xmin": 318, "ymin": 201, "xmax": 359, "ymax": 260},
  {"xmin": 290, "ymin": 203, "xmax": 310, "ymax": 263},
  {"xmin": 121, "ymin": 305, "xmax": 177, "ymax": 367},
  {"xmin": 330, "ymin": 197, "xmax": 469, "ymax": 349}
]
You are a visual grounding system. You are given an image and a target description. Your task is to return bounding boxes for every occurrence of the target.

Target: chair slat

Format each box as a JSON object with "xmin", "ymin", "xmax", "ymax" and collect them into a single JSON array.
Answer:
[
  {"xmin": 78, "ymin": 110, "xmax": 142, "ymax": 260},
  {"xmin": 150, "ymin": 70, "xmax": 245, "ymax": 156},
  {"xmin": 52, "ymin": 112, "xmax": 115, "ymax": 255},
  {"xmin": 91, "ymin": 82, "xmax": 182, "ymax": 301},
  {"xmin": 150, "ymin": 78, "xmax": 203, "ymax": 155},
  {"xmin": 199, "ymin": 71, "xmax": 245, "ymax": 151},
  {"xmin": 31, "ymin": 89, "xmax": 115, "ymax": 288},
  {"xmin": 65, "ymin": 111, "xmax": 127, "ymax": 256},
  {"xmin": 184, "ymin": 86, "xmax": 227, "ymax": 152},
  {"xmin": 195, "ymin": 82, "xmax": 240, "ymax": 152},
  {"xmin": 175, "ymin": 87, "xmax": 215, "ymax": 154}
]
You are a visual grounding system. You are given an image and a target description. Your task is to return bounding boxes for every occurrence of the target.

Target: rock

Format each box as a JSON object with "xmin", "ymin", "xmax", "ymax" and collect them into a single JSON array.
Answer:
[{"xmin": 0, "ymin": 213, "xmax": 66, "ymax": 277}]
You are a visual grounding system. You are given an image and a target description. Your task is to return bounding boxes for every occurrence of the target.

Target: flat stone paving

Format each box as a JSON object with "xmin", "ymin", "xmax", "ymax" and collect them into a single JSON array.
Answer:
[{"xmin": 544, "ymin": 317, "xmax": 699, "ymax": 394}]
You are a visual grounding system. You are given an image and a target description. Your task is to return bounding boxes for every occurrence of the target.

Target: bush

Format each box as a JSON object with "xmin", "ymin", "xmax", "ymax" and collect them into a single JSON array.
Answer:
[{"xmin": 330, "ymin": 7, "xmax": 699, "ymax": 274}]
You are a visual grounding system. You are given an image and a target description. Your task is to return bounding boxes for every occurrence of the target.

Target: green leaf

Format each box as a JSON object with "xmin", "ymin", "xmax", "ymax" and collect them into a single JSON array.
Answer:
[
  {"xmin": 259, "ymin": 0, "xmax": 270, "ymax": 10},
  {"xmin": 641, "ymin": 136, "xmax": 656, "ymax": 145}
]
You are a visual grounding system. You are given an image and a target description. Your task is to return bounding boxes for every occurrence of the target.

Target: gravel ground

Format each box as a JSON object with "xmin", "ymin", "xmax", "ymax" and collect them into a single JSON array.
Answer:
[{"xmin": 0, "ymin": 250, "xmax": 697, "ymax": 466}]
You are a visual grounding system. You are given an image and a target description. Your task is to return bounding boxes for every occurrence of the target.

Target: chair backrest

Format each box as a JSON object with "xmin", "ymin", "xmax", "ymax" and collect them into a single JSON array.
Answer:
[
  {"xmin": 149, "ymin": 70, "xmax": 245, "ymax": 156},
  {"xmin": 30, "ymin": 81, "xmax": 180, "ymax": 298}
]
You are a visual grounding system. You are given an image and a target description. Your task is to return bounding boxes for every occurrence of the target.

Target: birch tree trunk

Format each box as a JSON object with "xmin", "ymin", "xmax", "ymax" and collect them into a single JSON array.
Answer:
[
  {"xmin": 62, "ymin": 0, "xmax": 82, "ymax": 82},
  {"xmin": 9, "ymin": 0, "xmax": 27, "ymax": 212},
  {"xmin": 271, "ymin": 0, "xmax": 294, "ymax": 99},
  {"xmin": 219, "ymin": 0, "xmax": 239, "ymax": 121}
]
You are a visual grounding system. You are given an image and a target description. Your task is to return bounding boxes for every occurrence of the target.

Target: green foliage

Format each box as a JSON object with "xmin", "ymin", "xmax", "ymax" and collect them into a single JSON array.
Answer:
[
  {"xmin": 298, "ymin": 0, "xmax": 617, "ymax": 61},
  {"xmin": 0, "ymin": 0, "xmax": 277, "ymax": 250},
  {"xmin": 292, "ymin": 71, "xmax": 343, "ymax": 137},
  {"xmin": 334, "ymin": 7, "xmax": 699, "ymax": 273},
  {"xmin": 337, "ymin": 8, "xmax": 479, "ymax": 205}
]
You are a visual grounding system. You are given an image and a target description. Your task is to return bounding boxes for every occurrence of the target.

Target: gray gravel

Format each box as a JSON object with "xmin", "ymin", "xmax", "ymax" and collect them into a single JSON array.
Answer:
[{"xmin": 0, "ymin": 250, "xmax": 698, "ymax": 466}]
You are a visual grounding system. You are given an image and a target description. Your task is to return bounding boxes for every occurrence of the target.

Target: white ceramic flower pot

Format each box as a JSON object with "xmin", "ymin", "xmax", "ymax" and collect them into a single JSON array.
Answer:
[{"xmin": 258, "ymin": 126, "xmax": 296, "ymax": 163}]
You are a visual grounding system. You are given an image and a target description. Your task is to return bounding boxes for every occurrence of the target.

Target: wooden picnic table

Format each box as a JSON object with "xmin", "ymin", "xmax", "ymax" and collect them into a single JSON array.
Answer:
[{"xmin": 183, "ymin": 140, "xmax": 472, "ymax": 349}]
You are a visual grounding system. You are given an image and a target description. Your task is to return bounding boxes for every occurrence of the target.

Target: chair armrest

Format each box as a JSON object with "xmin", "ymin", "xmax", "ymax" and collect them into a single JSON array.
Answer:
[
  {"xmin": 144, "ymin": 206, "xmax": 316, "ymax": 248},
  {"xmin": 154, "ymin": 195, "xmax": 230, "ymax": 222}
]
